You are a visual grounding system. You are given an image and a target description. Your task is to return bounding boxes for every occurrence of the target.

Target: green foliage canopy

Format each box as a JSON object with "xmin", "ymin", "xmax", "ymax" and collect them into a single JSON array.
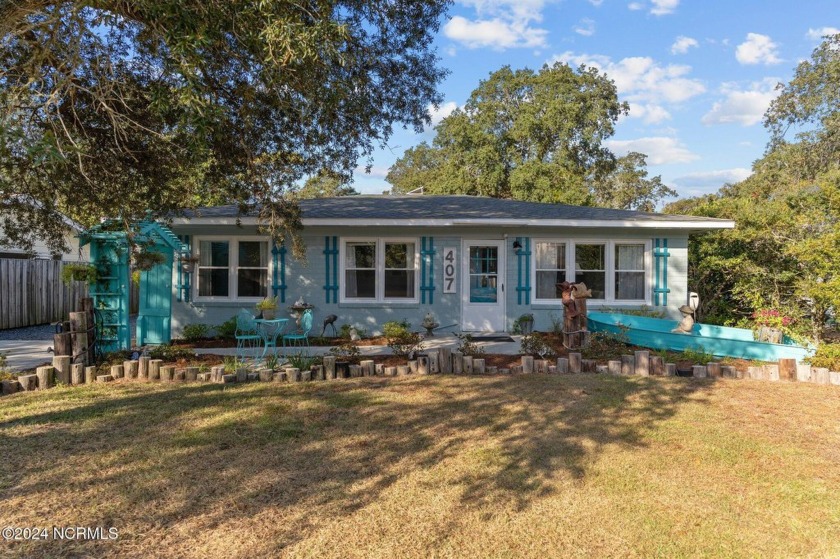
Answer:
[
  {"xmin": 0, "ymin": 0, "xmax": 450, "ymax": 257},
  {"xmin": 386, "ymin": 63, "xmax": 674, "ymax": 210}
]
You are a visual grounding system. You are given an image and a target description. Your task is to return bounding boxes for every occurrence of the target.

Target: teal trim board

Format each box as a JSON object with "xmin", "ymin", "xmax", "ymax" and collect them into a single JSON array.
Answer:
[
  {"xmin": 323, "ymin": 236, "xmax": 339, "ymax": 304},
  {"xmin": 420, "ymin": 237, "xmax": 436, "ymax": 305},
  {"xmin": 272, "ymin": 243, "xmax": 287, "ymax": 303}
]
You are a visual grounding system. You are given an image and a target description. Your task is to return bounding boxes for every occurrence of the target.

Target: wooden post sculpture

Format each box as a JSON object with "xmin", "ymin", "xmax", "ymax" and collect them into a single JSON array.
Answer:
[{"xmin": 560, "ymin": 281, "xmax": 591, "ymax": 349}]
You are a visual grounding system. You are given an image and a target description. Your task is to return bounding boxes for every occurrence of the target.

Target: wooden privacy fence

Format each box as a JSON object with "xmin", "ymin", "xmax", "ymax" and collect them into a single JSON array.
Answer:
[{"xmin": 0, "ymin": 259, "xmax": 89, "ymax": 330}]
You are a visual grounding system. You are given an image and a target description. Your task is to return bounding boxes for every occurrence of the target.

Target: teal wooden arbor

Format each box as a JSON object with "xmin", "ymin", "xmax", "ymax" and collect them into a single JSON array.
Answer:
[{"xmin": 79, "ymin": 221, "xmax": 189, "ymax": 354}]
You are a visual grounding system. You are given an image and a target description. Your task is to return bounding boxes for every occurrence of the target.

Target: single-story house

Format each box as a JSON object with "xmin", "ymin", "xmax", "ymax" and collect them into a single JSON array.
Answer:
[
  {"xmin": 166, "ymin": 195, "xmax": 734, "ymax": 336},
  {"xmin": 0, "ymin": 209, "xmax": 89, "ymax": 262}
]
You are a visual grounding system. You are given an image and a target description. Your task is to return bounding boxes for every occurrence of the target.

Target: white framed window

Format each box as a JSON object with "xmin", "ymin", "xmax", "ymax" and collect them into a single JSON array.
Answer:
[
  {"xmin": 340, "ymin": 238, "xmax": 418, "ymax": 303},
  {"xmin": 531, "ymin": 239, "xmax": 650, "ymax": 304},
  {"xmin": 534, "ymin": 241, "xmax": 566, "ymax": 301},
  {"xmin": 195, "ymin": 237, "xmax": 270, "ymax": 300}
]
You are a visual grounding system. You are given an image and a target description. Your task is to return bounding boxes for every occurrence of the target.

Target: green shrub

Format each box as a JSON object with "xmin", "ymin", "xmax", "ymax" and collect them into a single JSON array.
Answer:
[
  {"xmin": 0, "ymin": 352, "xmax": 14, "ymax": 381},
  {"xmin": 215, "ymin": 316, "xmax": 237, "ymax": 339},
  {"xmin": 339, "ymin": 324, "xmax": 367, "ymax": 339},
  {"xmin": 679, "ymin": 346, "xmax": 715, "ymax": 364},
  {"xmin": 148, "ymin": 345, "xmax": 196, "ymax": 362},
  {"xmin": 60, "ymin": 263, "xmax": 98, "ymax": 285},
  {"xmin": 382, "ymin": 320, "xmax": 423, "ymax": 358},
  {"xmin": 223, "ymin": 356, "xmax": 239, "ymax": 373},
  {"xmin": 328, "ymin": 341, "xmax": 362, "ymax": 364},
  {"xmin": 807, "ymin": 343, "xmax": 840, "ymax": 371},
  {"xmin": 263, "ymin": 353, "xmax": 280, "ymax": 371},
  {"xmin": 519, "ymin": 332, "xmax": 557, "ymax": 358},
  {"xmin": 581, "ymin": 329, "xmax": 630, "ymax": 360},
  {"xmin": 286, "ymin": 352, "xmax": 319, "ymax": 370},
  {"xmin": 182, "ymin": 323, "xmax": 210, "ymax": 342},
  {"xmin": 455, "ymin": 333, "xmax": 485, "ymax": 357}
]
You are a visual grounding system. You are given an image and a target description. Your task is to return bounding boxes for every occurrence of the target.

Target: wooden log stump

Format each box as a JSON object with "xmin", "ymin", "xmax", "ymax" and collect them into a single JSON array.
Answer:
[
  {"xmin": 335, "ymin": 362, "xmax": 350, "ymax": 379},
  {"xmin": 314, "ymin": 365, "xmax": 326, "ymax": 381},
  {"xmin": 234, "ymin": 368, "xmax": 247, "ymax": 383},
  {"xmin": 160, "ymin": 366, "xmax": 175, "ymax": 381},
  {"xmin": 511, "ymin": 365, "xmax": 523, "ymax": 374},
  {"xmin": 19, "ymin": 374, "xmax": 38, "ymax": 391},
  {"xmin": 53, "ymin": 356, "xmax": 71, "ymax": 385},
  {"xmin": 548, "ymin": 366, "xmax": 557, "ymax": 374},
  {"xmin": 764, "ymin": 364, "xmax": 780, "ymax": 382},
  {"xmin": 360, "ymin": 360, "xmax": 375, "ymax": 377},
  {"xmin": 69, "ymin": 311, "xmax": 90, "ymax": 365},
  {"xmin": 396, "ymin": 365, "xmax": 409, "ymax": 376},
  {"xmin": 487, "ymin": 366, "xmax": 498, "ymax": 374},
  {"xmin": 71, "ymin": 363, "xmax": 84, "ymax": 385},
  {"xmin": 408, "ymin": 360, "xmax": 418, "ymax": 374},
  {"xmin": 375, "ymin": 364, "xmax": 384, "ymax": 376},
  {"xmin": 706, "ymin": 363, "xmax": 722, "ymax": 378},
  {"xmin": 778, "ymin": 359, "xmax": 796, "ymax": 381},
  {"xmin": 349, "ymin": 365, "xmax": 361, "ymax": 378},
  {"xmin": 666, "ymin": 363, "xmax": 677, "ymax": 376},
  {"xmin": 174, "ymin": 369, "xmax": 186, "ymax": 381},
  {"xmin": 829, "ymin": 372, "xmax": 840, "ymax": 386},
  {"xmin": 428, "ymin": 351, "xmax": 440, "ymax": 374},
  {"xmin": 36, "ymin": 366, "xmax": 54, "ymax": 390},
  {"xmin": 416, "ymin": 356, "xmax": 429, "ymax": 375},
  {"xmin": 222, "ymin": 374, "xmax": 236, "ymax": 384},
  {"xmin": 747, "ymin": 366, "xmax": 763, "ymax": 380},
  {"xmin": 111, "ymin": 364, "xmax": 124, "ymax": 380},
  {"xmin": 473, "ymin": 358, "xmax": 486, "ymax": 375},
  {"xmin": 621, "ymin": 355, "xmax": 634, "ymax": 375},
  {"xmin": 535, "ymin": 359, "xmax": 548, "ymax": 374},
  {"xmin": 812, "ymin": 368, "xmax": 830, "ymax": 385},
  {"xmin": 569, "ymin": 353, "xmax": 582, "ymax": 374},
  {"xmin": 149, "ymin": 360, "xmax": 163, "ymax": 381},
  {"xmin": 581, "ymin": 359, "xmax": 596, "ymax": 373},
  {"xmin": 452, "ymin": 352, "xmax": 464, "ymax": 374},
  {"xmin": 796, "ymin": 364, "xmax": 812, "ymax": 382},
  {"xmin": 185, "ymin": 367, "xmax": 199, "ymax": 381},
  {"xmin": 634, "ymin": 351, "xmax": 650, "ymax": 377},
  {"xmin": 138, "ymin": 356, "xmax": 150, "ymax": 380},
  {"xmin": 608, "ymin": 360, "xmax": 622, "ymax": 375},
  {"xmin": 96, "ymin": 375, "xmax": 113, "ymax": 383},
  {"xmin": 596, "ymin": 365, "xmax": 608, "ymax": 374},
  {"xmin": 123, "ymin": 360, "xmax": 139, "ymax": 380},
  {"xmin": 300, "ymin": 370, "xmax": 312, "ymax": 382},
  {"xmin": 210, "ymin": 365, "xmax": 225, "ymax": 382},
  {"xmin": 692, "ymin": 365, "xmax": 707, "ymax": 378},
  {"xmin": 2, "ymin": 379, "xmax": 20, "ymax": 395},
  {"xmin": 439, "ymin": 348, "xmax": 452, "ymax": 374},
  {"xmin": 556, "ymin": 357, "xmax": 569, "ymax": 374},
  {"xmin": 721, "ymin": 366, "xmax": 737, "ymax": 379},
  {"xmin": 463, "ymin": 356, "xmax": 474, "ymax": 375},
  {"xmin": 85, "ymin": 366, "xmax": 96, "ymax": 384},
  {"xmin": 520, "ymin": 355, "xmax": 534, "ymax": 375},
  {"xmin": 385, "ymin": 366, "xmax": 397, "ymax": 376},
  {"xmin": 256, "ymin": 368, "xmax": 272, "ymax": 382},
  {"xmin": 323, "ymin": 356, "xmax": 336, "ymax": 380},
  {"xmin": 287, "ymin": 368, "xmax": 302, "ymax": 382},
  {"xmin": 650, "ymin": 356, "xmax": 665, "ymax": 376},
  {"xmin": 499, "ymin": 368, "xmax": 510, "ymax": 375},
  {"xmin": 273, "ymin": 372, "xmax": 286, "ymax": 382}
]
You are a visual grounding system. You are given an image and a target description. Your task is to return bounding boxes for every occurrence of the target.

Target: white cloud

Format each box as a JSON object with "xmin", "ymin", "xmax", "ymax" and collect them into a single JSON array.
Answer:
[
  {"xmin": 736, "ymin": 33, "xmax": 782, "ymax": 65},
  {"xmin": 605, "ymin": 137, "xmax": 698, "ymax": 165},
  {"xmin": 553, "ymin": 51, "xmax": 705, "ymax": 123},
  {"xmin": 701, "ymin": 78, "xmax": 780, "ymax": 126},
  {"xmin": 355, "ymin": 165, "xmax": 390, "ymax": 179},
  {"xmin": 650, "ymin": 0, "xmax": 679, "ymax": 15},
  {"xmin": 672, "ymin": 168, "xmax": 752, "ymax": 195},
  {"xmin": 428, "ymin": 101, "xmax": 460, "ymax": 128},
  {"xmin": 628, "ymin": 2, "xmax": 644, "ymax": 10},
  {"xmin": 444, "ymin": 0, "xmax": 549, "ymax": 50},
  {"xmin": 806, "ymin": 27, "xmax": 840, "ymax": 41},
  {"xmin": 574, "ymin": 18, "xmax": 596, "ymax": 37},
  {"xmin": 588, "ymin": 0, "xmax": 604, "ymax": 5},
  {"xmin": 671, "ymin": 36, "xmax": 698, "ymax": 55}
]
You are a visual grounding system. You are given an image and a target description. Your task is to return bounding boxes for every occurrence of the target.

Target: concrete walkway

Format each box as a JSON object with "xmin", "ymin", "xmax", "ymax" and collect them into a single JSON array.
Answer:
[{"xmin": 0, "ymin": 340, "xmax": 55, "ymax": 372}]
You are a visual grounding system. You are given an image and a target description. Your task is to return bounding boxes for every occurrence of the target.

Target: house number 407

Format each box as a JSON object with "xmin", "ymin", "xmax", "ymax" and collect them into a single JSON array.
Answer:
[{"xmin": 443, "ymin": 248, "xmax": 456, "ymax": 294}]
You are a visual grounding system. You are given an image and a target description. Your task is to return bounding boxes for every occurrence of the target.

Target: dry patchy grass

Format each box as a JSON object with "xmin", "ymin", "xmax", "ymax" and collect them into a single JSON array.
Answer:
[{"xmin": 1, "ymin": 375, "xmax": 839, "ymax": 558}]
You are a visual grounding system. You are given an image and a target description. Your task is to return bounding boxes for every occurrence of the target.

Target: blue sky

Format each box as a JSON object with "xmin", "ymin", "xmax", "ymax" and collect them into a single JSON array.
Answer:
[{"xmin": 352, "ymin": 0, "xmax": 838, "ymax": 201}]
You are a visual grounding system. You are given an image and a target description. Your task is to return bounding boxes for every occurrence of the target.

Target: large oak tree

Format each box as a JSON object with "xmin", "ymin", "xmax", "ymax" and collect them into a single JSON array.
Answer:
[{"xmin": 0, "ymin": 0, "xmax": 450, "ymax": 256}]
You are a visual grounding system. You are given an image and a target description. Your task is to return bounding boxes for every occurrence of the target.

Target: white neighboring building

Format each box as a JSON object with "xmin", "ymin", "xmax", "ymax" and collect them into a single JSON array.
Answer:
[{"xmin": 0, "ymin": 214, "xmax": 89, "ymax": 262}]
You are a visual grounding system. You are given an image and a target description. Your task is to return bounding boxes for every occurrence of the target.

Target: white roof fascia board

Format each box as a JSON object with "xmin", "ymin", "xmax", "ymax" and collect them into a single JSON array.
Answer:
[{"xmin": 171, "ymin": 216, "xmax": 735, "ymax": 230}]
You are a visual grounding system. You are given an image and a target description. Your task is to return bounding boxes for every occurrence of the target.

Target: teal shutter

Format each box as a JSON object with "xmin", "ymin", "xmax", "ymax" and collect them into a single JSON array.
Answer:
[
  {"xmin": 653, "ymin": 238, "xmax": 671, "ymax": 306},
  {"xmin": 420, "ymin": 237, "xmax": 436, "ymax": 304},
  {"xmin": 272, "ymin": 243, "xmax": 287, "ymax": 303},
  {"xmin": 515, "ymin": 237, "xmax": 532, "ymax": 305},
  {"xmin": 323, "ymin": 236, "xmax": 339, "ymax": 304}
]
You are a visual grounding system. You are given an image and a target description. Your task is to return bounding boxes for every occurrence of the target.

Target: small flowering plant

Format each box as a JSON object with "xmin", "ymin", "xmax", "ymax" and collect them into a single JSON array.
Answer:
[{"xmin": 752, "ymin": 308, "xmax": 794, "ymax": 329}]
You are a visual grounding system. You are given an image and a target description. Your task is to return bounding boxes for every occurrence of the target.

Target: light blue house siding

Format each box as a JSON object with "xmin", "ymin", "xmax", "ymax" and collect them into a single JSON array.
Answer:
[{"xmin": 168, "ymin": 222, "xmax": 692, "ymax": 337}]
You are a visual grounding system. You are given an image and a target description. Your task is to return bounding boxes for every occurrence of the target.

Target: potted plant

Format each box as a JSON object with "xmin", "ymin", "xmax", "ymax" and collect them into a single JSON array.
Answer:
[
  {"xmin": 515, "ymin": 313, "xmax": 535, "ymax": 335},
  {"xmin": 256, "ymin": 296, "xmax": 278, "ymax": 319}
]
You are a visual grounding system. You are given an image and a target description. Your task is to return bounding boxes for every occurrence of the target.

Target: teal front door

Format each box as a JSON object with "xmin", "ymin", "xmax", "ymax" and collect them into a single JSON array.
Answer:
[{"xmin": 137, "ymin": 245, "xmax": 174, "ymax": 345}]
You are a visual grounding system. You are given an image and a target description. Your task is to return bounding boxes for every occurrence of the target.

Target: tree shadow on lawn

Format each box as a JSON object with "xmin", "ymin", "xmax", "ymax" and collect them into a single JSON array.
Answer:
[{"xmin": 0, "ymin": 374, "xmax": 715, "ymax": 557}]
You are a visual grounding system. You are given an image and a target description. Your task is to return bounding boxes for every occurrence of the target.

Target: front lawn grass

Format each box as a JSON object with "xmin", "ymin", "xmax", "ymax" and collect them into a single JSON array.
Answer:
[{"xmin": 1, "ymin": 375, "xmax": 839, "ymax": 558}]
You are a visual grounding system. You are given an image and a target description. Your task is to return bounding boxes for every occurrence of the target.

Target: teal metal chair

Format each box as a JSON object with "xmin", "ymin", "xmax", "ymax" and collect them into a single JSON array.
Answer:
[
  {"xmin": 235, "ymin": 309, "xmax": 262, "ymax": 362},
  {"xmin": 283, "ymin": 309, "xmax": 313, "ymax": 355}
]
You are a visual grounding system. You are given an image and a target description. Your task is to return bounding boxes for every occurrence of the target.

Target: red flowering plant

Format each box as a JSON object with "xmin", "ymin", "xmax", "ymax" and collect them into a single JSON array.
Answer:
[{"xmin": 749, "ymin": 307, "xmax": 807, "ymax": 343}]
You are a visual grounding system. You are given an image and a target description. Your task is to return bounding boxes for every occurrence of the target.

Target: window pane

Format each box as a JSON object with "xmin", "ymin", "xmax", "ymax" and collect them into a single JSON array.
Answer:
[
  {"xmin": 238, "ymin": 269, "xmax": 268, "ymax": 298},
  {"xmin": 199, "ymin": 241, "xmax": 229, "ymax": 267},
  {"xmin": 616, "ymin": 245, "xmax": 644, "ymax": 270},
  {"xmin": 384, "ymin": 270, "xmax": 415, "ymax": 298},
  {"xmin": 575, "ymin": 271, "xmax": 605, "ymax": 299},
  {"xmin": 198, "ymin": 269, "xmax": 229, "ymax": 297},
  {"xmin": 385, "ymin": 243, "xmax": 414, "ymax": 269},
  {"xmin": 239, "ymin": 241, "xmax": 267, "ymax": 267},
  {"xmin": 469, "ymin": 274, "xmax": 498, "ymax": 303},
  {"xmin": 345, "ymin": 270, "xmax": 376, "ymax": 298},
  {"xmin": 616, "ymin": 271, "xmax": 645, "ymax": 300},
  {"xmin": 346, "ymin": 243, "xmax": 375, "ymax": 268},
  {"xmin": 536, "ymin": 271, "xmax": 564, "ymax": 299},
  {"xmin": 470, "ymin": 247, "xmax": 497, "ymax": 274},
  {"xmin": 536, "ymin": 242, "xmax": 565, "ymax": 270},
  {"xmin": 575, "ymin": 244, "xmax": 605, "ymax": 271}
]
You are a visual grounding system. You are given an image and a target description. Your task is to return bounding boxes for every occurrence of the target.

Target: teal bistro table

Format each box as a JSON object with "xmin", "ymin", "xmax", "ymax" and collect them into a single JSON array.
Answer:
[{"xmin": 255, "ymin": 318, "xmax": 289, "ymax": 358}]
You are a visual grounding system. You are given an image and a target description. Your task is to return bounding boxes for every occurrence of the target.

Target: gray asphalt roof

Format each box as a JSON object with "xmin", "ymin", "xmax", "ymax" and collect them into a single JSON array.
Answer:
[{"xmin": 182, "ymin": 195, "xmax": 726, "ymax": 223}]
